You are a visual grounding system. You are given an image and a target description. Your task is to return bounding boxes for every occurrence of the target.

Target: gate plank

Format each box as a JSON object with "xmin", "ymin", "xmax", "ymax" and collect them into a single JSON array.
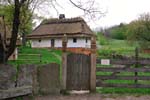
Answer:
[{"xmin": 67, "ymin": 53, "xmax": 90, "ymax": 90}]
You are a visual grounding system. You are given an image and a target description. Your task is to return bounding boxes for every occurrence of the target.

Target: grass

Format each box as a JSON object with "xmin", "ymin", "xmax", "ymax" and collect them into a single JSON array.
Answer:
[
  {"xmin": 97, "ymin": 38, "xmax": 150, "ymax": 94},
  {"xmin": 8, "ymin": 46, "xmax": 62, "ymax": 66},
  {"xmin": 96, "ymin": 87, "xmax": 150, "ymax": 94},
  {"xmin": 98, "ymin": 39, "xmax": 150, "ymax": 58},
  {"xmin": 96, "ymin": 64, "xmax": 150, "ymax": 94}
]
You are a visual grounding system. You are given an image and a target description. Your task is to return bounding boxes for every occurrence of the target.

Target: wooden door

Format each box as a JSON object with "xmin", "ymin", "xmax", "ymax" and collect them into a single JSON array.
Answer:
[
  {"xmin": 51, "ymin": 39, "xmax": 55, "ymax": 48},
  {"xmin": 66, "ymin": 53, "xmax": 90, "ymax": 90}
]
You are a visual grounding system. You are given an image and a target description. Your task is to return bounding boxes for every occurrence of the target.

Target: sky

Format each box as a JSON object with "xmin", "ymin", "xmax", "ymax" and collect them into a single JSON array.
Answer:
[{"xmin": 35, "ymin": 0, "xmax": 150, "ymax": 29}]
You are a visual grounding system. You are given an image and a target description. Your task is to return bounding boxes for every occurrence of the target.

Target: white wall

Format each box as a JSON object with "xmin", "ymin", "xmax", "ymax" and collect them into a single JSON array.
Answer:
[
  {"xmin": 67, "ymin": 37, "xmax": 91, "ymax": 48},
  {"xmin": 31, "ymin": 39, "xmax": 51, "ymax": 48},
  {"xmin": 8, "ymin": 48, "xmax": 18, "ymax": 60},
  {"xmin": 55, "ymin": 38, "xmax": 62, "ymax": 47},
  {"xmin": 31, "ymin": 37, "xmax": 91, "ymax": 48}
]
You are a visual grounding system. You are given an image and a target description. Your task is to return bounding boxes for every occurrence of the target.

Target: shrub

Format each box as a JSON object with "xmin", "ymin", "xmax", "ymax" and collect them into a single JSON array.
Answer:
[{"xmin": 97, "ymin": 33, "xmax": 109, "ymax": 45}]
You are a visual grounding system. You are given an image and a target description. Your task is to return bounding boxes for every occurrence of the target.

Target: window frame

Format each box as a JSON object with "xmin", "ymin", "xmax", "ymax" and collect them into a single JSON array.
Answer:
[{"xmin": 73, "ymin": 38, "xmax": 77, "ymax": 43}]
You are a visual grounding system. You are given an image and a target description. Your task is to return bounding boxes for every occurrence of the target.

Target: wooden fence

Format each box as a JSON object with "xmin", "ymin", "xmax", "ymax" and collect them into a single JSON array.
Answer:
[{"xmin": 96, "ymin": 57, "xmax": 150, "ymax": 88}]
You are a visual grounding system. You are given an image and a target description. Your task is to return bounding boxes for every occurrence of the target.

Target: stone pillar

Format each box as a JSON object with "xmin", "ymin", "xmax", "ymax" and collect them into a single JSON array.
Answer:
[
  {"xmin": 90, "ymin": 36, "xmax": 96, "ymax": 92},
  {"xmin": 62, "ymin": 34, "xmax": 67, "ymax": 90}
]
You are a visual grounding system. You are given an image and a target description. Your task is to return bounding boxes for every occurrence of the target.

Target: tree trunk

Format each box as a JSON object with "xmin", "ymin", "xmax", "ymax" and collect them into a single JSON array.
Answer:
[
  {"xmin": 0, "ymin": 0, "xmax": 26, "ymax": 64},
  {"xmin": 5, "ymin": 0, "xmax": 21, "ymax": 62}
]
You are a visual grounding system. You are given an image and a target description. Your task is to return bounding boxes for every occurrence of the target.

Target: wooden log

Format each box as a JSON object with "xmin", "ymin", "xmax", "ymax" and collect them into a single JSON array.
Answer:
[
  {"xmin": 62, "ymin": 53, "xmax": 67, "ymax": 90},
  {"xmin": 0, "ymin": 86, "xmax": 32, "ymax": 99},
  {"xmin": 90, "ymin": 36, "xmax": 96, "ymax": 92},
  {"xmin": 96, "ymin": 59, "xmax": 150, "ymax": 65},
  {"xmin": 90, "ymin": 53, "xmax": 96, "ymax": 92},
  {"xmin": 96, "ymin": 82, "xmax": 150, "ymax": 88},
  {"xmin": 96, "ymin": 75, "xmax": 150, "ymax": 80},
  {"xmin": 96, "ymin": 67, "xmax": 150, "ymax": 72}
]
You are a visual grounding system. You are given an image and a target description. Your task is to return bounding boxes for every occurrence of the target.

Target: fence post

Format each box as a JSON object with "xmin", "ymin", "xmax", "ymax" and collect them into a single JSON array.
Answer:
[
  {"xmin": 135, "ymin": 47, "xmax": 139, "ymax": 84},
  {"xmin": 39, "ymin": 54, "xmax": 42, "ymax": 63},
  {"xmin": 90, "ymin": 36, "xmax": 96, "ymax": 92},
  {"xmin": 62, "ymin": 34, "xmax": 67, "ymax": 91}
]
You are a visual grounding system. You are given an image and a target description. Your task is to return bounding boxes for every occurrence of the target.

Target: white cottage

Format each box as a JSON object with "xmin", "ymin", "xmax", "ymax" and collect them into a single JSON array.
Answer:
[{"xmin": 27, "ymin": 15, "xmax": 95, "ymax": 53}]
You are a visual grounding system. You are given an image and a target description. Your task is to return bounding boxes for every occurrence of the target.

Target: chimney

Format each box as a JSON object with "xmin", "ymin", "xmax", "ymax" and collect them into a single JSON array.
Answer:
[{"xmin": 59, "ymin": 14, "xmax": 65, "ymax": 19}]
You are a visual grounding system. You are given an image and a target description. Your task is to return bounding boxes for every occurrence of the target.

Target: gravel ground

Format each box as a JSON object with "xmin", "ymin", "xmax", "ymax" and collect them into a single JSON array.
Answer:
[{"xmin": 35, "ymin": 94, "xmax": 150, "ymax": 100}]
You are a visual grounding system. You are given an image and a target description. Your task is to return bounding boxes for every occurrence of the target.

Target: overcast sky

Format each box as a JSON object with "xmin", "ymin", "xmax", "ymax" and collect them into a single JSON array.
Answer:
[{"xmin": 36, "ymin": 0, "xmax": 150, "ymax": 29}]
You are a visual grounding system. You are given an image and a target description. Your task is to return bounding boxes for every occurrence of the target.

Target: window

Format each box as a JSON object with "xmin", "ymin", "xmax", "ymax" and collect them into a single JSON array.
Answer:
[
  {"xmin": 73, "ymin": 38, "xmax": 77, "ymax": 43},
  {"xmin": 38, "ymin": 39, "xmax": 41, "ymax": 42},
  {"xmin": 51, "ymin": 39, "xmax": 55, "ymax": 47},
  {"xmin": 86, "ymin": 38, "xmax": 88, "ymax": 43}
]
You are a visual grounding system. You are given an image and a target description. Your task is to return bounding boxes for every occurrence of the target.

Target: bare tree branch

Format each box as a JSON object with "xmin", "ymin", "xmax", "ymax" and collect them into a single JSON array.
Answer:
[{"xmin": 69, "ymin": 0, "xmax": 106, "ymax": 20}]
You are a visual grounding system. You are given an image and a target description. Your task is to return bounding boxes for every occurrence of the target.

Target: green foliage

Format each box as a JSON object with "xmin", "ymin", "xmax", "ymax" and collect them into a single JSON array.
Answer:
[
  {"xmin": 97, "ymin": 32, "xmax": 109, "ymax": 45},
  {"xmin": 19, "ymin": 5, "xmax": 33, "ymax": 34},
  {"xmin": 126, "ymin": 13, "xmax": 150, "ymax": 49},
  {"xmin": 97, "ymin": 48, "xmax": 115, "ymax": 58},
  {"xmin": 110, "ymin": 23, "xmax": 127, "ymax": 40},
  {"xmin": 0, "ymin": 5, "xmax": 14, "ymax": 26},
  {"xmin": 97, "ymin": 39, "xmax": 137, "ymax": 57},
  {"xmin": 0, "ymin": 4, "xmax": 33, "ymax": 35},
  {"xmin": 97, "ymin": 39, "xmax": 150, "ymax": 58}
]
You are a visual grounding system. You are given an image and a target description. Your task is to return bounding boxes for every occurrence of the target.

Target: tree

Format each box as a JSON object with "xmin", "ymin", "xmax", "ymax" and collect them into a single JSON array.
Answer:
[
  {"xmin": 110, "ymin": 23, "xmax": 127, "ymax": 40},
  {"xmin": 0, "ymin": 0, "xmax": 105, "ymax": 63},
  {"xmin": 126, "ymin": 13, "xmax": 150, "ymax": 49},
  {"xmin": 0, "ymin": 4, "xmax": 33, "ymax": 46},
  {"xmin": 0, "ymin": 0, "xmax": 26, "ymax": 63}
]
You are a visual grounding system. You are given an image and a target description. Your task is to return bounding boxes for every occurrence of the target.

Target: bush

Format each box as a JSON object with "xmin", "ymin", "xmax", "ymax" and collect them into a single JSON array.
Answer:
[
  {"xmin": 97, "ymin": 48, "xmax": 116, "ymax": 58},
  {"xmin": 97, "ymin": 33, "xmax": 109, "ymax": 45}
]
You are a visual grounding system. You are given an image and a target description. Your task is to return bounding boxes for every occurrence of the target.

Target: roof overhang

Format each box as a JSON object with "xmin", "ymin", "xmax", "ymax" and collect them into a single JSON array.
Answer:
[{"xmin": 27, "ymin": 33, "xmax": 95, "ymax": 39}]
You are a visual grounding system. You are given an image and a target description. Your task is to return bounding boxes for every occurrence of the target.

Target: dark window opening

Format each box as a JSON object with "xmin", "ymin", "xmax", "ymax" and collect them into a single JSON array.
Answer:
[
  {"xmin": 51, "ymin": 39, "xmax": 55, "ymax": 47},
  {"xmin": 86, "ymin": 38, "xmax": 88, "ymax": 43},
  {"xmin": 39, "ymin": 39, "xmax": 41, "ymax": 42},
  {"xmin": 73, "ymin": 38, "xmax": 77, "ymax": 43}
]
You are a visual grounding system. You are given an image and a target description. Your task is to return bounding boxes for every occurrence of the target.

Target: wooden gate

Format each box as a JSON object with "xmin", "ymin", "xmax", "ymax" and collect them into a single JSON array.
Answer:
[{"xmin": 66, "ymin": 53, "xmax": 90, "ymax": 90}]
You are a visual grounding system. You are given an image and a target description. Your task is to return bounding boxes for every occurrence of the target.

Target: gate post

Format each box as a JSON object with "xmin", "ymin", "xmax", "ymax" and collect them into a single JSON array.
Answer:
[
  {"xmin": 62, "ymin": 34, "xmax": 67, "ymax": 90},
  {"xmin": 90, "ymin": 36, "xmax": 96, "ymax": 92}
]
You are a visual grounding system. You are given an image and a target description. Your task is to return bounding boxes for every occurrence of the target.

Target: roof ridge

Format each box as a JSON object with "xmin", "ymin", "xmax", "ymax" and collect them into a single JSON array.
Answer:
[{"xmin": 41, "ymin": 17, "xmax": 85, "ymax": 25}]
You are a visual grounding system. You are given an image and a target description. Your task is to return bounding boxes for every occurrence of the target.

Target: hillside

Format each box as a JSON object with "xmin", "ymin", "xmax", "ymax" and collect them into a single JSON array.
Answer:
[{"xmin": 8, "ymin": 47, "xmax": 62, "ymax": 66}]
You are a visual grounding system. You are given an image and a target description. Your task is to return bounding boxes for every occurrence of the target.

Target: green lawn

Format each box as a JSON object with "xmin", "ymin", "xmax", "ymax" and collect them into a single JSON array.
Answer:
[
  {"xmin": 8, "ymin": 46, "xmax": 62, "ymax": 66},
  {"xmin": 96, "ymin": 66, "xmax": 150, "ymax": 94},
  {"xmin": 98, "ymin": 39, "xmax": 150, "ymax": 58},
  {"xmin": 97, "ymin": 39, "xmax": 150, "ymax": 94}
]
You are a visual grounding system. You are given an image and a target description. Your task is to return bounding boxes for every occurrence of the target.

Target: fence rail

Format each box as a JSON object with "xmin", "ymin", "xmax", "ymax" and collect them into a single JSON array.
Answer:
[
  {"xmin": 96, "ymin": 83, "xmax": 150, "ymax": 88},
  {"xmin": 97, "ymin": 58, "xmax": 150, "ymax": 65},
  {"xmin": 96, "ymin": 57, "xmax": 150, "ymax": 88},
  {"xmin": 97, "ymin": 67, "xmax": 150, "ymax": 72},
  {"xmin": 96, "ymin": 75, "xmax": 150, "ymax": 80}
]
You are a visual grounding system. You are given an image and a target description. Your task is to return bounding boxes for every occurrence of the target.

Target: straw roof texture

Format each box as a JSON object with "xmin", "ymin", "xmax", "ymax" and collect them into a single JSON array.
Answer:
[{"xmin": 28, "ymin": 17, "xmax": 94, "ymax": 38}]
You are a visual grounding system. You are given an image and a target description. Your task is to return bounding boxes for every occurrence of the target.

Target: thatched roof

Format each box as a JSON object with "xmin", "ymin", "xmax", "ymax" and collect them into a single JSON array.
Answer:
[{"xmin": 28, "ymin": 17, "xmax": 95, "ymax": 38}]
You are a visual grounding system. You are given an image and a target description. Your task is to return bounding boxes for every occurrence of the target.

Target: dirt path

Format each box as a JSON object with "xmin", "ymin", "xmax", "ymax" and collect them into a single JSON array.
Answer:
[{"xmin": 35, "ymin": 94, "xmax": 150, "ymax": 100}]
